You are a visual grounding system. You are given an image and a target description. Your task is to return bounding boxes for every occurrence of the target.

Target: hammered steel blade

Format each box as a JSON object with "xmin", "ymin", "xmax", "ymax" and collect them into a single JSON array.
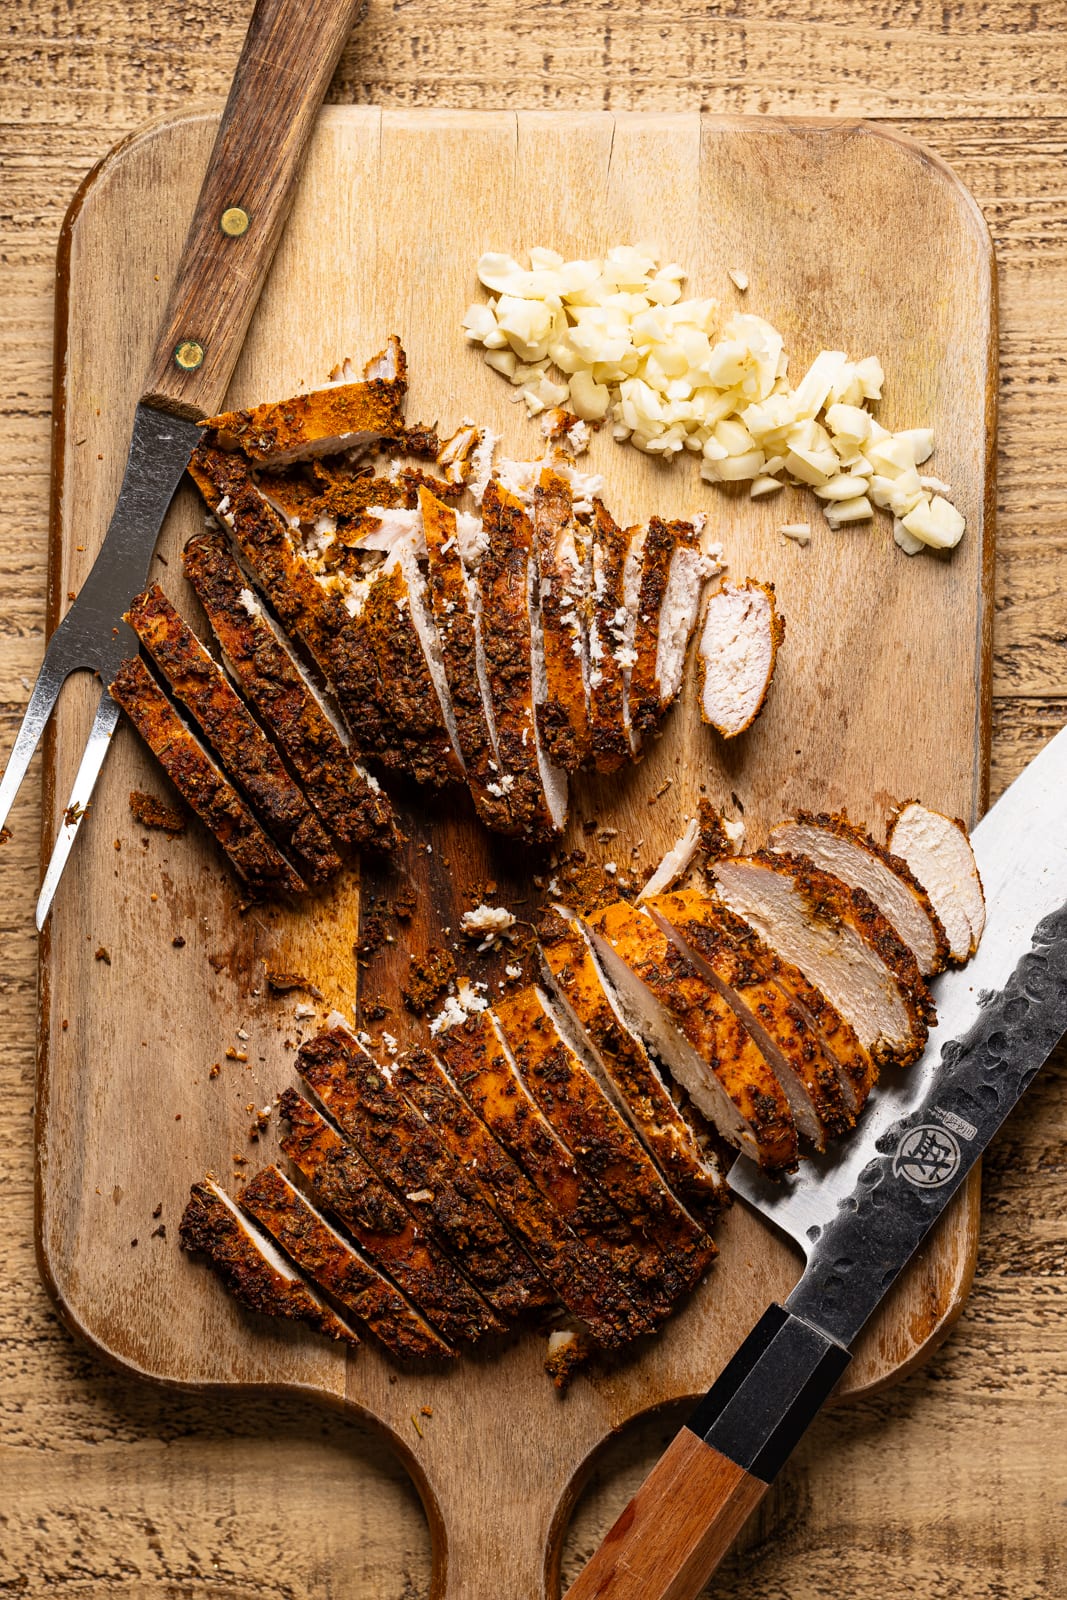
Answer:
[
  {"xmin": 36, "ymin": 691, "xmax": 122, "ymax": 929},
  {"xmin": 0, "ymin": 404, "xmax": 201, "ymax": 853},
  {"xmin": 728, "ymin": 716, "xmax": 1067, "ymax": 1250}
]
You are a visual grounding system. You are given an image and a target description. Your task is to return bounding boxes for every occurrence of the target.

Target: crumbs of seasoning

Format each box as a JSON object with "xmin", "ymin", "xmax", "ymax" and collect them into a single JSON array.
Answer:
[
  {"xmin": 650, "ymin": 778, "xmax": 674, "ymax": 803},
  {"xmin": 62, "ymin": 1019, "xmax": 69, "ymax": 1031},
  {"xmin": 410, "ymin": 1413, "xmax": 424, "ymax": 1438},
  {"xmin": 208, "ymin": 1063, "xmax": 220, "ymax": 1079},
  {"xmin": 391, "ymin": 883, "xmax": 417, "ymax": 921},
  {"xmin": 152, "ymin": 1202, "xmax": 162, "ymax": 1219},
  {"xmin": 65, "ymin": 801, "xmax": 86, "ymax": 827},
  {"xmin": 175, "ymin": 1113, "xmax": 182, "ymax": 1121},
  {"xmin": 402, "ymin": 946, "xmax": 456, "ymax": 1014},
  {"xmin": 151, "ymin": 1224, "xmax": 166, "ymax": 1239},
  {"xmin": 130, "ymin": 1238, "xmax": 138, "ymax": 1247},
  {"xmin": 357, "ymin": 912, "xmax": 389, "ymax": 960},
  {"xmin": 225, "ymin": 1047, "xmax": 248, "ymax": 1062},
  {"xmin": 363, "ymin": 1001, "xmax": 390, "ymax": 1022},
  {"xmin": 113, "ymin": 839, "xmax": 121, "ymax": 851},
  {"xmin": 420, "ymin": 1405, "xmax": 433, "ymax": 1417},
  {"xmin": 129, "ymin": 790, "xmax": 186, "ymax": 835},
  {"xmin": 172, "ymin": 935, "xmax": 186, "ymax": 948},
  {"xmin": 266, "ymin": 969, "xmax": 322, "ymax": 998}
]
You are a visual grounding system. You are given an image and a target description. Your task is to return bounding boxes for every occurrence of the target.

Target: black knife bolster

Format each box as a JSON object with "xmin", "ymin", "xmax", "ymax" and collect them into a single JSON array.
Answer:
[{"xmin": 684, "ymin": 1303, "xmax": 851, "ymax": 1483}]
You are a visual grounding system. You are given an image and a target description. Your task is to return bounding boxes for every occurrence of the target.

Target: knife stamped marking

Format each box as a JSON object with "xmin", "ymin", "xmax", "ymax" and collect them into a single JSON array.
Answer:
[{"xmin": 892, "ymin": 1125, "xmax": 962, "ymax": 1189}]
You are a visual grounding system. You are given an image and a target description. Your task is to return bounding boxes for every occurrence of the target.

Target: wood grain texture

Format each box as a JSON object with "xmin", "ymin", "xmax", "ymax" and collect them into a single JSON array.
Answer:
[
  {"xmin": 0, "ymin": 3, "xmax": 1064, "ymax": 1596},
  {"xmin": 141, "ymin": 0, "xmax": 364, "ymax": 418},
  {"xmin": 35, "ymin": 105, "xmax": 991, "ymax": 1599},
  {"xmin": 564, "ymin": 1430, "xmax": 769, "ymax": 1600}
]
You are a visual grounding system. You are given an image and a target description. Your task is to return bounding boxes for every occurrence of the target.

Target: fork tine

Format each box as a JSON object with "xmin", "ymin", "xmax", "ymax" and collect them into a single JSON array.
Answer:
[
  {"xmin": 0, "ymin": 653, "xmax": 73, "ymax": 837},
  {"xmin": 36, "ymin": 689, "xmax": 122, "ymax": 929}
]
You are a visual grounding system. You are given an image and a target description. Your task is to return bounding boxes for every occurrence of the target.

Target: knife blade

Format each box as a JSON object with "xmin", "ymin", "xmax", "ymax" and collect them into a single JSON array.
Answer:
[
  {"xmin": 3, "ymin": 0, "xmax": 363, "ymax": 920},
  {"xmin": 565, "ymin": 719, "xmax": 1067, "ymax": 1600}
]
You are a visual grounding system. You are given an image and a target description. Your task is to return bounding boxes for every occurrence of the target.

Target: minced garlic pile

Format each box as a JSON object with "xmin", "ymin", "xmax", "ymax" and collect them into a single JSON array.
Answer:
[{"xmin": 462, "ymin": 246, "xmax": 965, "ymax": 554}]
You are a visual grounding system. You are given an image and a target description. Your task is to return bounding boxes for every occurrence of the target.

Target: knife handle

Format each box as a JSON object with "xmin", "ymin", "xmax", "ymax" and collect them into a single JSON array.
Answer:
[
  {"xmin": 564, "ymin": 1305, "xmax": 851, "ymax": 1600},
  {"xmin": 140, "ymin": 0, "xmax": 361, "ymax": 420}
]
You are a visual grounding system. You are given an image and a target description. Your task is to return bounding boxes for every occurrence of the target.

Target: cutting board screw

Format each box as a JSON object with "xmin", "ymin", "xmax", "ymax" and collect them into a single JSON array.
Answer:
[
  {"xmin": 174, "ymin": 340, "xmax": 205, "ymax": 372},
  {"xmin": 220, "ymin": 206, "xmax": 250, "ymax": 237}
]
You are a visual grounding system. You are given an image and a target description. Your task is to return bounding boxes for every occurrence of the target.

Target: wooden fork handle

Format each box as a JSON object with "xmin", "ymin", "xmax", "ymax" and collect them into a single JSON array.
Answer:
[
  {"xmin": 141, "ymin": 0, "xmax": 361, "ymax": 419},
  {"xmin": 564, "ymin": 1305, "xmax": 852, "ymax": 1600}
]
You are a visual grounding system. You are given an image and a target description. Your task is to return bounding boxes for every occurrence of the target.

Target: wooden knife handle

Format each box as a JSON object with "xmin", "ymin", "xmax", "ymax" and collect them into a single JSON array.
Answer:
[
  {"xmin": 564, "ymin": 1305, "xmax": 852, "ymax": 1600},
  {"xmin": 140, "ymin": 0, "xmax": 361, "ymax": 419}
]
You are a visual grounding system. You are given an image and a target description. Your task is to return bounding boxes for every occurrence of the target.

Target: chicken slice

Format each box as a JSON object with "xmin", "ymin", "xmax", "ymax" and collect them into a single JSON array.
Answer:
[
  {"xmin": 433, "ymin": 1013, "xmax": 654, "ymax": 1343},
  {"xmin": 345, "ymin": 535, "xmax": 464, "ymax": 788},
  {"xmin": 586, "ymin": 499, "xmax": 633, "ymax": 773},
  {"xmin": 298, "ymin": 1028, "xmax": 548, "ymax": 1322},
  {"xmin": 478, "ymin": 478, "xmax": 568, "ymax": 839},
  {"xmin": 179, "ymin": 1177, "xmax": 357, "ymax": 1344},
  {"xmin": 583, "ymin": 901, "xmax": 798, "ymax": 1173},
  {"xmin": 537, "ymin": 910, "xmax": 727, "ymax": 1221},
  {"xmin": 204, "ymin": 337, "xmax": 406, "ymax": 466},
  {"xmin": 393, "ymin": 1048, "xmax": 636, "ymax": 1348},
  {"xmin": 629, "ymin": 518, "xmax": 716, "ymax": 743},
  {"xmin": 532, "ymin": 467, "xmax": 590, "ymax": 771},
  {"xmin": 188, "ymin": 444, "xmax": 390, "ymax": 759},
  {"xmin": 182, "ymin": 530, "xmax": 396, "ymax": 852},
  {"xmin": 711, "ymin": 851, "xmax": 934, "ymax": 1069},
  {"xmin": 645, "ymin": 889, "xmax": 854, "ymax": 1151},
  {"xmin": 279, "ymin": 1089, "xmax": 502, "ymax": 1347},
  {"xmin": 240, "ymin": 1166, "xmax": 452, "ymax": 1362},
  {"xmin": 110, "ymin": 656, "xmax": 306, "ymax": 899},
  {"xmin": 493, "ymin": 985, "xmax": 715, "ymax": 1296},
  {"xmin": 420, "ymin": 487, "xmax": 513, "ymax": 831},
  {"xmin": 699, "ymin": 579, "xmax": 784, "ymax": 738},
  {"xmin": 127, "ymin": 584, "xmax": 341, "ymax": 886},
  {"xmin": 886, "ymin": 801, "xmax": 986, "ymax": 963},
  {"xmin": 769, "ymin": 811, "xmax": 950, "ymax": 977}
]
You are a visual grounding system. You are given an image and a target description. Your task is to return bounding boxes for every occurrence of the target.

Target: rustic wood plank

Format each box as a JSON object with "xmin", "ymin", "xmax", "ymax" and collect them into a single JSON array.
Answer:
[{"xmin": 1, "ymin": 3, "xmax": 1065, "ymax": 1592}]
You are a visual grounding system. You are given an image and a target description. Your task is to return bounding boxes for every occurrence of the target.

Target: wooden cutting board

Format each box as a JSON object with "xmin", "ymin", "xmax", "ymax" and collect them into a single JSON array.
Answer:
[{"xmin": 37, "ymin": 109, "xmax": 994, "ymax": 1599}]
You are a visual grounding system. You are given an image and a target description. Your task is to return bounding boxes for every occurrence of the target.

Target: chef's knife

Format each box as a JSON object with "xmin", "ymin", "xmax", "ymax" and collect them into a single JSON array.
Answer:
[
  {"xmin": 0, "ymin": 0, "xmax": 362, "ymax": 926},
  {"xmin": 565, "ymin": 716, "xmax": 1067, "ymax": 1600}
]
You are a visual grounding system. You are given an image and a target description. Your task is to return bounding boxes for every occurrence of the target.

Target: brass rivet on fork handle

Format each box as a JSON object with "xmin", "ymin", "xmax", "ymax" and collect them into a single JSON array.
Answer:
[
  {"xmin": 173, "ymin": 339, "xmax": 205, "ymax": 371},
  {"xmin": 220, "ymin": 205, "xmax": 250, "ymax": 236}
]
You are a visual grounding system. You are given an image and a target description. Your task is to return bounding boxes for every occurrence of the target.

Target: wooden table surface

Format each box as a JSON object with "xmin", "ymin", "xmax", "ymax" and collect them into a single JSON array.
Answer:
[{"xmin": 2, "ymin": 2, "xmax": 1065, "ymax": 1594}]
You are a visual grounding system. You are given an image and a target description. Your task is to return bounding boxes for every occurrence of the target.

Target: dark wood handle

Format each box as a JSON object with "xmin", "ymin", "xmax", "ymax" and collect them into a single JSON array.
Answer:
[
  {"xmin": 564, "ymin": 1428, "xmax": 768, "ymax": 1600},
  {"xmin": 141, "ymin": 0, "xmax": 361, "ymax": 419}
]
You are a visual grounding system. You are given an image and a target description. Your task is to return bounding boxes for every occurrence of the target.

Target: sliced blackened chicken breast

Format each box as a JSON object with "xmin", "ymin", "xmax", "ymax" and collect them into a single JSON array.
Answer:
[
  {"xmin": 433, "ymin": 1012, "xmax": 655, "ymax": 1343},
  {"xmin": 110, "ymin": 657, "xmax": 306, "ymax": 899},
  {"xmin": 478, "ymin": 479, "xmax": 568, "ymax": 839},
  {"xmin": 629, "ymin": 518, "xmax": 717, "ymax": 744},
  {"xmin": 769, "ymin": 811, "xmax": 950, "ymax": 977},
  {"xmin": 127, "ymin": 584, "xmax": 341, "ymax": 886},
  {"xmin": 492, "ymin": 985, "xmax": 715, "ymax": 1296},
  {"xmin": 420, "ymin": 487, "xmax": 513, "ymax": 831},
  {"xmin": 182, "ymin": 530, "xmax": 395, "ymax": 852},
  {"xmin": 583, "ymin": 900, "xmax": 798, "ymax": 1173},
  {"xmin": 279, "ymin": 1089, "xmax": 503, "ymax": 1347},
  {"xmin": 297, "ymin": 1028, "xmax": 547, "ymax": 1323},
  {"xmin": 188, "ymin": 445, "xmax": 389, "ymax": 759},
  {"xmin": 710, "ymin": 851, "xmax": 933, "ymax": 1069},
  {"xmin": 646, "ymin": 888, "xmax": 853, "ymax": 1150},
  {"xmin": 204, "ymin": 336, "xmax": 406, "ymax": 466},
  {"xmin": 240, "ymin": 1166, "xmax": 452, "ymax": 1362},
  {"xmin": 393, "ymin": 1047, "xmax": 645, "ymax": 1348},
  {"xmin": 586, "ymin": 499, "xmax": 633, "ymax": 773},
  {"xmin": 532, "ymin": 467, "xmax": 590, "ymax": 771},
  {"xmin": 537, "ymin": 910, "xmax": 727, "ymax": 1221},
  {"xmin": 180, "ymin": 1177, "xmax": 357, "ymax": 1344},
  {"xmin": 699, "ymin": 579, "xmax": 784, "ymax": 738},
  {"xmin": 887, "ymin": 801, "xmax": 986, "ymax": 963}
]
